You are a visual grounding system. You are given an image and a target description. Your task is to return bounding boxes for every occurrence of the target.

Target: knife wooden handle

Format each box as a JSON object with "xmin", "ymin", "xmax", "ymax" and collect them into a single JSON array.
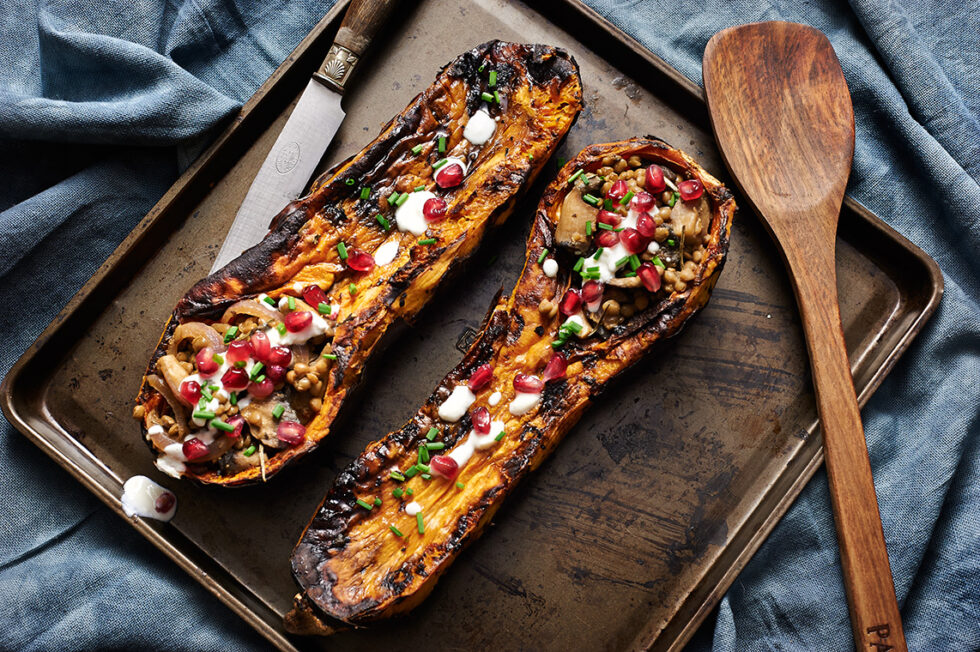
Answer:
[{"xmin": 315, "ymin": 0, "xmax": 402, "ymax": 93}]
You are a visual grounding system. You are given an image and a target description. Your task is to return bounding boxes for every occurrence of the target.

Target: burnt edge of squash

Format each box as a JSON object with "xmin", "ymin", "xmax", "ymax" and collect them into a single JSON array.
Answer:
[
  {"xmin": 288, "ymin": 138, "xmax": 736, "ymax": 628},
  {"xmin": 134, "ymin": 40, "xmax": 583, "ymax": 486}
]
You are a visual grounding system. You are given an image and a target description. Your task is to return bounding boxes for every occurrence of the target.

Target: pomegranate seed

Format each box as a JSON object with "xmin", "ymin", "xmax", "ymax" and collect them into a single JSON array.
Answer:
[
  {"xmin": 513, "ymin": 373, "xmax": 544, "ymax": 394},
  {"xmin": 582, "ymin": 280, "xmax": 603, "ymax": 311},
  {"xmin": 559, "ymin": 289, "xmax": 582, "ymax": 316},
  {"xmin": 267, "ymin": 346, "xmax": 292, "ymax": 367},
  {"xmin": 221, "ymin": 367, "xmax": 249, "ymax": 391},
  {"xmin": 182, "ymin": 437, "xmax": 209, "ymax": 461},
  {"xmin": 630, "ymin": 191, "xmax": 656, "ymax": 213},
  {"xmin": 467, "ymin": 364, "xmax": 493, "ymax": 392},
  {"xmin": 645, "ymin": 165, "xmax": 666, "ymax": 193},
  {"xmin": 678, "ymin": 178, "xmax": 704, "ymax": 201},
  {"xmin": 596, "ymin": 209, "xmax": 621, "ymax": 227},
  {"xmin": 636, "ymin": 213, "xmax": 657, "ymax": 238},
  {"xmin": 596, "ymin": 230, "xmax": 620, "ymax": 248},
  {"xmin": 284, "ymin": 310, "xmax": 312, "ymax": 333},
  {"xmin": 423, "ymin": 197, "xmax": 448, "ymax": 222},
  {"xmin": 346, "ymin": 248, "xmax": 375, "ymax": 272},
  {"xmin": 154, "ymin": 492, "xmax": 175, "ymax": 514},
  {"xmin": 226, "ymin": 416, "xmax": 245, "ymax": 438},
  {"xmin": 249, "ymin": 331, "xmax": 271, "ymax": 362},
  {"xmin": 195, "ymin": 347, "xmax": 219, "ymax": 376},
  {"xmin": 471, "ymin": 406, "xmax": 491, "ymax": 434},
  {"xmin": 542, "ymin": 353, "xmax": 567, "ymax": 382},
  {"xmin": 302, "ymin": 285, "xmax": 328, "ymax": 310},
  {"xmin": 606, "ymin": 179, "xmax": 629, "ymax": 202},
  {"xmin": 226, "ymin": 339, "xmax": 252, "ymax": 364},
  {"xmin": 277, "ymin": 421, "xmax": 306, "ymax": 446},
  {"xmin": 430, "ymin": 455, "xmax": 459, "ymax": 481},
  {"xmin": 265, "ymin": 364, "xmax": 287, "ymax": 384},
  {"xmin": 435, "ymin": 163, "xmax": 464, "ymax": 188},
  {"xmin": 638, "ymin": 263, "xmax": 662, "ymax": 293},
  {"xmin": 178, "ymin": 379, "xmax": 202, "ymax": 405},
  {"xmin": 248, "ymin": 377, "xmax": 274, "ymax": 399},
  {"xmin": 620, "ymin": 227, "xmax": 646, "ymax": 254}
]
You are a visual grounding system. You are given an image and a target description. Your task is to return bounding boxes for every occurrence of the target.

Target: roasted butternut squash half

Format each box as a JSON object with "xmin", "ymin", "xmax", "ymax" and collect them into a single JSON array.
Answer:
[
  {"xmin": 287, "ymin": 138, "xmax": 736, "ymax": 630},
  {"xmin": 131, "ymin": 41, "xmax": 582, "ymax": 485}
]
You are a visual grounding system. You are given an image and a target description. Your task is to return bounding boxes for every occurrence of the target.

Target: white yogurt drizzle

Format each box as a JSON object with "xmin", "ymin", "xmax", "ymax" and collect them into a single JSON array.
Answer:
[
  {"xmin": 592, "ymin": 207, "xmax": 644, "ymax": 283},
  {"xmin": 488, "ymin": 391, "xmax": 502, "ymax": 407},
  {"xmin": 394, "ymin": 190, "xmax": 437, "ymax": 235},
  {"xmin": 405, "ymin": 501, "xmax": 422, "ymax": 516},
  {"xmin": 437, "ymin": 385, "xmax": 476, "ymax": 422},
  {"xmin": 448, "ymin": 419, "xmax": 505, "ymax": 468},
  {"xmin": 542, "ymin": 258, "xmax": 558, "ymax": 278},
  {"xmin": 508, "ymin": 392, "xmax": 541, "ymax": 416},
  {"xmin": 373, "ymin": 238, "xmax": 400, "ymax": 266},
  {"xmin": 266, "ymin": 310, "xmax": 329, "ymax": 347},
  {"xmin": 121, "ymin": 475, "xmax": 176, "ymax": 522},
  {"xmin": 463, "ymin": 109, "xmax": 496, "ymax": 145}
]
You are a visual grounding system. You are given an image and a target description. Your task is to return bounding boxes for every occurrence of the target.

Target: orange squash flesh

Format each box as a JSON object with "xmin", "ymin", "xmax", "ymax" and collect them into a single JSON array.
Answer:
[{"xmin": 288, "ymin": 138, "xmax": 736, "ymax": 629}]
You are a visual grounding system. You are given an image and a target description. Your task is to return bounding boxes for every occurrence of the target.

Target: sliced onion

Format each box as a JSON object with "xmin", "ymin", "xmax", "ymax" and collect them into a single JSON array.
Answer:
[
  {"xmin": 146, "ymin": 374, "xmax": 189, "ymax": 439},
  {"xmin": 221, "ymin": 299, "xmax": 282, "ymax": 325},
  {"xmin": 146, "ymin": 421, "xmax": 182, "ymax": 454},
  {"xmin": 167, "ymin": 322, "xmax": 224, "ymax": 356},
  {"xmin": 156, "ymin": 354, "xmax": 190, "ymax": 403}
]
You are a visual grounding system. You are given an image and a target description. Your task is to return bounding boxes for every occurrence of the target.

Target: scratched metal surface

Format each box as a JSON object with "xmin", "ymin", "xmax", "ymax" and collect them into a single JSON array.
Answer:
[{"xmin": 2, "ymin": 0, "xmax": 940, "ymax": 650}]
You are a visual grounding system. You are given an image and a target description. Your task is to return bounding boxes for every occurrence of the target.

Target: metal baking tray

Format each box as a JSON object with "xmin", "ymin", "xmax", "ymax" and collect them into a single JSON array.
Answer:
[{"xmin": 1, "ymin": 0, "xmax": 942, "ymax": 649}]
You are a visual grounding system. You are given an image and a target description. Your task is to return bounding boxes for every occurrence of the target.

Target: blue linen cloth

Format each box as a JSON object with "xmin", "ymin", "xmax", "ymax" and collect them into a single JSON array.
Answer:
[{"xmin": 0, "ymin": 1, "xmax": 976, "ymax": 650}]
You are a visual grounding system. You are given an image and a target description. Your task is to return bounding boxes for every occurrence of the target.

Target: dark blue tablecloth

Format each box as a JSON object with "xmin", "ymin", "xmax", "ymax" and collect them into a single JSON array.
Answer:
[{"xmin": 1, "ymin": 1, "xmax": 977, "ymax": 650}]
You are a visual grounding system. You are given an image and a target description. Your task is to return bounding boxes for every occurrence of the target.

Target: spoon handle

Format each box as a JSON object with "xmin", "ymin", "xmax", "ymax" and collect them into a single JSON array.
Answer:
[{"xmin": 789, "ymin": 252, "xmax": 907, "ymax": 652}]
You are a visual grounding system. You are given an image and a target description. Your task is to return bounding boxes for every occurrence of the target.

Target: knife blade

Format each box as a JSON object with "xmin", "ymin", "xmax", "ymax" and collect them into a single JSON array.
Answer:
[{"xmin": 211, "ymin": 0, "xmax": 401, "ymax": 273}]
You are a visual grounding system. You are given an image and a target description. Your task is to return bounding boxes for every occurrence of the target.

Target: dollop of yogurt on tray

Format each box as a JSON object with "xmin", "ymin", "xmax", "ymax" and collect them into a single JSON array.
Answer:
[{"xmin": 121, "ymin": 475, "xmax": 176, "ymax": 522}]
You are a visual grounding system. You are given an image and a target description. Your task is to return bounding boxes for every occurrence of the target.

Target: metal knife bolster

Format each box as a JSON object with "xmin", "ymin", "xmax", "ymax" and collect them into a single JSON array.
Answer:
[{"xmin": 314, "ymin": 45, "xmax": 359, "ymax": 93}]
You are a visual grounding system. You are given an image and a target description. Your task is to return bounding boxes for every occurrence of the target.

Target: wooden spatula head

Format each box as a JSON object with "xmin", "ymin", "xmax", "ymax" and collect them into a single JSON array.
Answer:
[{"xmin": 703, "ymin": 22, "xmax": 854, "ymax": 244}]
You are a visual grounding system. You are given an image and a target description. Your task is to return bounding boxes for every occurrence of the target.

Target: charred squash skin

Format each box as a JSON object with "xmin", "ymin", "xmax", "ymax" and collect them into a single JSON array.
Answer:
[
  {"xmin": 288, "ymin": 138, "xmax": 736, "ymax": 629},
  {"xmin": 134, "ymin": 41, "xmax": 583, "ymax": 486}
]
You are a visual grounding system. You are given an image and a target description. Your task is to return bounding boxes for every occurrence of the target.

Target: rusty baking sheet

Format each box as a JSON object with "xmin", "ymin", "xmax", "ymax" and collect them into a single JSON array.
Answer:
[{"xmin": 1, "ymin": 0, "xmax": 942, "ymax": 650}]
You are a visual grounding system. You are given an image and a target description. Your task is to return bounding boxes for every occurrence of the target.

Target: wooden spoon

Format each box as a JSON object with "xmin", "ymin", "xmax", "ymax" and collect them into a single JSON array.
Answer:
[{"xmin": 703, "ymin": 22, "xmax": 906, "ymax": 652}]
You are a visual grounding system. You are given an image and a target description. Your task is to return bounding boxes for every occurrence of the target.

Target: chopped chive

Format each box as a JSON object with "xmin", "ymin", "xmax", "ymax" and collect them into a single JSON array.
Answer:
[
  {"xmin": 376, "ymin": 214, "xmax": 390, "ymax": 230},
  {"xmin": 263, "ymin": 296, "xmax": 276, "ymax": 307},
  {"xmin": 456, "ymin": 481, "xmax": 465, "ymax": 489},
  {"xmin": 604, "ymin": 198, "xmax": 614, "ymax": 210},
  {"xmin": 528, "ymin": 153, "xmax": 533, "ymax": 160},
  {"xmin": 587, "ymin": 271, "xmax": 601, "ymax": 280},
  {"xmin": 406, "ymin": 488, "xmax": 414, "ymax": 495},
  {"xmin": 393, "ymin": 488, "xmax": 404, "ymax": 498},
  {"xmin": 287, "ymin": 296, "xmax": 296, "ymax": 311},
  {"xmin": 488, "ymin": 70, "xmax": 497, "ymax": 86},
  {"xmin": 360, "ymin": 187, "xmax": 370, "ymax": 200},
  {"xmin": 421, "ymin": 473, "xmax": 432, "ymax": 480},
  {"xmin": 568, "ymin": 169, "xmax": 584, "ymax": 184},
  {"xmin": 374, "ymin": 497, "xmax": 382, "ymax": 506},
  {"xmin": 593, "ymin": 247, "xmax": 604, "ymax": 260},
  {"xmin": 212, "ymin": 419, "xmax": 234, "ymax": 433},
  {"xmin": 272, "ymin": 404, "xmax": 285, "ymax": 420},
  {"xmin": 573, "ymin": 257, "xmax": 585, "ymax": 272},
  {"xmin": 426, "ymin": 427, "xmax": 439, "ymax": 441},
  {"xmin": 425, "ymin": 442, "xmax": 445, "ymax": 450},
  {"xmin": 395, "ymin": 193, "xmax": 409, "ymax": 206},
  {"xmin": 597, "ymin": 221, "xmax": 614, "ymax": 230},
  {"xmin": 318, "ymin": 302, "xmax": 330, "ymax": 314},
  {"xmin": 390, "ymin": 471, "xmax": 406, "ymax": 482},
  {"xmin": 414, "ymin": 185, "xmax": 425, "ymax": 192},
  {"xmin": 255, "ymin": 375, "xmax": 266, "ymax": 383},
  {"xmin": 478, "ymin": 62, "xmax": 486, "ymax": 72},
  {"xmin": 493, "ymin": 90, "xmax": 502, "ymax": 104},
  {"xmin": 585, "ymin": 221, "xmax": 592, "ymax": 236},
  {"xmin": 418, "ymin": 238, "xmax": 437, "ymax": 245},
  {"xmin": 243, "ymin": 445, "xmax": 256, "ymax": 456},
  {"xmin": 411, "ymin": 144, "xmax": 423, "ymax": 155},
  {"xmin": 211, "ymin": 353, "xmax": 224, "ymax": 365},
  {"xmin": 276, "ymin": 323, "xmax": 286, "ymax": 336},
  {"xmin": 615, "ymin": 255, "xmax": 630, "ymax": 268},
  {"xmin": 322, "ymin": 352, "xmax": 338, "ymax": 360},
  {"xmin": 622, "ymin": 271, "xmax": 638, "ymax": 277},
  {"xmin": 389, "ymin": 191, "xmax": 401, "ymax": 204},
  {"xmin": 417, "ymin": 463, "xmax": 430, "ymax": 473},
  {"xmin": 481, "ymin": 91, "xmax": 494, "ymax": 102},
  {"xmin": 652, "ymin": 256, "xmax": 665, "ymax": 268},
  {"xmin": 356, "ymin": 498, "xmax": 373, "ymax": 510},
  {"xmin": 345, "ymin": 178, "xmax": 356, "ymax": 186},
  {"xmin": 192, "ymin": 409, "xmax": 215, "ymax": 420},
  {"xmin": 582, "ymin": 193, "xmax": 600, "ymax": 206},
  {"xmin": 199, "ymin": 387, "xmax": 212, "ymax": 401},
  {"xmin": 587, "ymin": 265, "xmax": 600, "ymax": 273},
  {"xmin": 669, "ymin": 191, "xmax": 679, "ymax": 207},
  {"xmin": 615, "ymin": 227, "xmax": 625, "ymax": 232},
  {"xmin": 620, "ymin": 190, "xmax": 635, "ymax": 205},
  {"xmin": 432, "ymin": 158, "xmax": 448, "ymax": 170},
  {"xmin": 234, "ymin": 360, "xmax": 247, "ymax": 368},
  {"xmin": 223, "ymin": 326, "xmax": 238, "ymax": 343},
  {"xmin": 438, "ymin": 136, "xmax": 446, "ymax": 153},
  {"xmin": 337, "ymin": 242, "xmax": 348, "ymax": 260},
  {"xmin": 417, "ymin": 512, "xmax": 425, "ymax": 533},
  {"xmin": 537, "ymin": 248, "xmax": 549, "ymax": 264},
  {"xmin": 390, "ymin": 525, "xmax": 403, "ymax": 537},
  {"xmin": 629, "ymin": 254, "xmax": 641, "ymax": 271},
  {"xmin": 404, "ymin": 466, "xmax": 419, "ymax": 478},
  {"xmin": 494, "ymin": 430, "xmax": 505, "ymax": 441},
  {"xmin": 551, "ymin": 340, "xmax": 564, "ymax": 349},
  {"xmin": 249, "ymin": 362, "xmax": 265, "ymax": 380},
  {"xmin": 229, "ymin": 392, "xmax": 238, "ymax": 406},
  {"xmin": 565, "ymin": 320, "xmax": 583, "ymax": 334},
  {"xmin": 418, "ymin": 445, "xmax": 430, "ymax": 463},
  {"xmin": 349, "ymin": 283, "xmax": 357, "ymax": 295}
]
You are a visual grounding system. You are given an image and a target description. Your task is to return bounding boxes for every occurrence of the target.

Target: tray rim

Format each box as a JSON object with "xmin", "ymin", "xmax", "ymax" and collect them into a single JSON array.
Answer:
[{"xmin": 0, "ymin": 1, "xmax": 944, "ymax": 650}]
